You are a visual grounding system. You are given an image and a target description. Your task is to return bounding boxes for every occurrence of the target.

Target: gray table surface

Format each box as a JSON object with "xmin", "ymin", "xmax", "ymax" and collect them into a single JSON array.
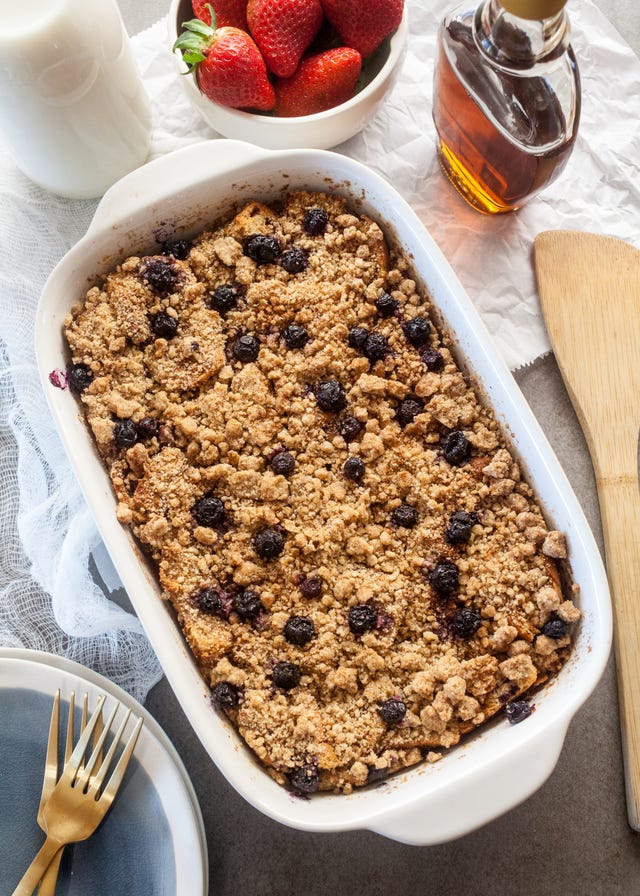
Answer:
[{"xmin": 114, "ymin": 3, "xmax": 640, "ymax": 893}]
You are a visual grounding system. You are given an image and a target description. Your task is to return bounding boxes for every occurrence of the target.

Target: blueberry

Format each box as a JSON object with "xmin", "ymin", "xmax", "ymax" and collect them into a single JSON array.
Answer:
[
  {"xmin": 244, "ymin": 234, "xmax": 282, "ymax": 264},
  {"xmin": 446, "ymin": 511, "xmax": 477, "ymax": 545},
  {"xmin": 315, "ymin": 380, "xmax": 347, "ymax": 413},
  {"xmin": 289, "ymin": 763, "xmax": 320, "ymax": 794},
  {"xmin": 209, "ymin": 283, "xmax": 241, "ymax": 314},
  {"xmin": 505, "ymin": 700, "xmax": 534, "ymax": 724},
  {"xmin": 136, "ymin": 417, "xmax": 161, "ymax": 441},
  {"xmin": 232, "ymin": 334, "xmax": 260, "ymax": 363},
  {"xmin": 421, "ymin": 348, "xmax": 445, "ymax": 371},
  {"xmin": 396, "ymin": 396, "xmax": 424, "ymax": 428},
  {"xmin": 270, "ymin": 451, "xmax": 295, "ymax": 476},
  {"xmin": 211, "ymin": 681, "xmax": 240, "ymax": 711},
  {"xmin": 348, "ymin": 604, "xmax": 377, "ymax": 635},
  {"xmin": 428, "ymin": 561, "xmax": 459, "ymax": 595},
  {"xmin": 280, "ymin": 247, "xmax": 308, "ymax": 274},
  {"xmin": 343, "ymin": 456, "xmax": 365, "ymax": 482},
  {"xmin": 541, "ymin": 618, "xmax": 568, "ymax": 639},
  {"xmin": 450, "ymin": 607, "xmax": 481, "ymax": 639},
  {"xmin": 150, "ymin": 311, "xmax": 178, "ymax": 339},
  {"xmin": 234, "ymin": 589, "xmax": 264, "ymax": 620},
  {"xmin": 302, "ymin": 207, "xmax": 328, "ymax": 236},
  {"xmin": 67, "ymin": 363, "xmax": 93, "ymax": 394},
  {"xmin": 299, "ymin": 575, "xmax": 323, "ymax": 598},
  {"xmin": 113, "ymin": 419, "xmax": 137, "ymax": 449},
  {"xmin": 403, "ymin": 316, "xmax": 432, "ymax": 347},
  {"xmin": 339, "ymin": 416, "xmax": 363, "ymax": 442},
  {"xmin": 366, "ymin": 765, "xmax": 390, "ymax": 785},
  {"xmin": 282, "ymin": 323, "xmax": 309, "ymax": 349},
  {"xmin": 375, "ymin": 292, "xmax": 398, "ymax": 317},
  {"xmin": 363, "ymin": 333, "xmax": 390, "ymax": 363},
  {"xmin": 162, "ymin": 238, "xmax": 191, "ymax": 260},
  {"xmin": 272, "ymin": 661, "xmax": 301, "ymax": 690},
  {"xmin": 348, "ymin": 327, "xmax": 368, "ymax": 351},
  {"xmin": 142, "ymin": 258, "xmax": 180, "ymax": 294},
  {"xmin": 193, "ymin": 494, "xmax": 225, "ymax": 528},
  {"xmin": 377, "ymin": 699, "xmax": 406, "ymax": 726},
  {"xmin": 191, "ymin": 586, "xmax": 231, "ymax": 617},
  {"xmin": 284, "ymin": 615, "xmax": 315, "ymax": 646},
  {"xmin": 443, "ymin": 430, "xmax": 471, "ymax": 465},
  {"xmin": 253, "ymin": 527, "xmax": 285, "ymax": 559},
  {"xmin": 391, "ymin": 503, "xmax": 419, "ymax": 528}
]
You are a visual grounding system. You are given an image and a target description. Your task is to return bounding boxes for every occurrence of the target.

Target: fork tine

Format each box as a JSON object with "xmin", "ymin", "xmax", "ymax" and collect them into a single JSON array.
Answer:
[
  {"xmin": 64, "ymin": 691, "xmax": 76, "ymax": 764},
  {"xmin": 97, "ymin": 717, "xmax": 143, "ymax": 806},
  {"xmin": 74, "ymin": 701, "xmax": 120, "ymax": 791},
  {"xmin": 85, "ymin": 707, "xmax": 131, "ymax": 794},
  {"xmin": 38, "ymin": 690, "xmax": 60, "ymax": 809},
  {"xmin": 58, "ymin": 695, "xmax": 106, "ymax": 784}
]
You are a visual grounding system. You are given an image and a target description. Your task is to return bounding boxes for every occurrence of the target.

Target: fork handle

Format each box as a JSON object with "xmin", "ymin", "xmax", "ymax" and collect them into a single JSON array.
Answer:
[
  {"xmin": 11, "ymin": 837, "xmax": 64, "ymax": 896},
  {"xmin": 35, "ymin": 848, "xmax": 64, "ymax": 896}
]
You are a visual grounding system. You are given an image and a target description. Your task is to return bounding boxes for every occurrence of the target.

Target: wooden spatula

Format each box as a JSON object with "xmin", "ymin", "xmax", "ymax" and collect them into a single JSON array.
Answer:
[{"xmin": 534, "ymin": 230, "xmax": 640, "ymax": 829}]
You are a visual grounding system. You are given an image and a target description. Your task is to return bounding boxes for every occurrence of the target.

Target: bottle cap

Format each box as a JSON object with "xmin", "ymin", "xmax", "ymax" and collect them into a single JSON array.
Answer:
[{"xmin": 500, "ymin": 0, "xmax": 567, "ymax": 19}]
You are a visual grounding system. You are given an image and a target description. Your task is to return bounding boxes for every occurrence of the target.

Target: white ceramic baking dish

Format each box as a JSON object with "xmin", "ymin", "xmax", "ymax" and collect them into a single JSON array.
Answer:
[{"xmin": 36, "ymin": 140, "xmax": 612, "ymax": 845}]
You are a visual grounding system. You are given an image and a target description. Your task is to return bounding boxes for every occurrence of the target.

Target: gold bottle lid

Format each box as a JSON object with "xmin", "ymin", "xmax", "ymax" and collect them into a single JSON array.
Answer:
[{"xmin": 500, "ymin": 0, "xmax": 568, "ymax": 19}]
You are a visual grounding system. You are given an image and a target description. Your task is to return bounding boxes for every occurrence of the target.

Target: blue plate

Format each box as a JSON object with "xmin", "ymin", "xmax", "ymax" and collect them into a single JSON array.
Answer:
[{"xmin": 0, "ymin": 649, "xmax": 207, "ymax": 896}]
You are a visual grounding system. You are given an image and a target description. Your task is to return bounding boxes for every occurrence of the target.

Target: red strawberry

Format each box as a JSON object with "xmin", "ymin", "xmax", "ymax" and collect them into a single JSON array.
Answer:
[
  {"xmin": 247, "ymin": 0, "xmax": 323, "ymax": 78},
  {"xmin": 192, "ymin": 0, "xmax": 248, "ymax": 30},
  {"xmin": 174, "ymin": 7, "xmax": 275, "ymax": 111},
  {"xmin": 321, "ymin": 0, "xmax": 403, "ymax": 58},
  {"xmin": 274, "ymin": 47, "xmax": 362, "ymax": 117}
]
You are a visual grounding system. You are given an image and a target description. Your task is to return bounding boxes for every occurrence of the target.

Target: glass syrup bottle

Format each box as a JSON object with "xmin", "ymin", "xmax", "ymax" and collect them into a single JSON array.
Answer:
[{"xmin": 432, "ymin": 0, "xmax": 581, "ymax": 214}]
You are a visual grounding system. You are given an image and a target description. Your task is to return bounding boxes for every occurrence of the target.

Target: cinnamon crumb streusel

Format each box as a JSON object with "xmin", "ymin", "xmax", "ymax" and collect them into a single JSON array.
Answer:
[{"xmin": 64, "ymin": 191, "xmax": 580, "ymax": 793}]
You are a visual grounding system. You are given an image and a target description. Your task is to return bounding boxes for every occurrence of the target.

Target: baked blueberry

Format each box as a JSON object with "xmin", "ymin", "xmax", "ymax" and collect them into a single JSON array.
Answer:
[
  {"xmin": 302, "ymin": 207, "xmax": 328, "ymax": 236},
  {"xmin": 253, "ymin": 527, "xmax": 285, "ymax": 559},
  {"xmin": 289, "ymin": 763, "xmax": 320, "ymax": 794},
  {"xmin": 443, "ymin": 430, "xmax": 471, "ymax": 465},
  {"xmin": 191, "ymin": 586, "xmax": 231, "ymax": 616},
  {"xmin": 348, "ymin": 327, "xmax": 369, "ymax": 351},
  {"xmin": 403, "ymin": 316, "xmax": 431, "ymax": 347},
  {"xmin": 363, "ymin": 333, "xmax": 390, "ymax": 362},
  {"xmin": 314, "ymin": 380, "xmax": 347, "ymax": 413},
  {"xmin": 541, "ymin": 618, "xmax": 568, "ymax": 639},
  {"xmin": 113, "ymin": 419, "xmax": 137, "ymax": 449},
  {"xmin": 391, "ymin": 503, "xmax": 419, "ymax": 528},
  {"xmin": 446, "ymin": 511, "xmax": 477, "ymax": 545},
  {"xmin": 193, "ymin": 494, "xmax": 225, "ymax": 528},
  {"xmin": 162, "ymin": 238, "xmax": 191, "ymax": 260},
  {"xmin": 299, "ymin": 575, "xmax": 323, "ymax": 598},
  {"xmin": 396, "ymin": 396, "xmax": 423, "ymax": 428},
  {"xmin": 421, "ymin": 347, "xmax": 445, "ymax": 371},
  {"xmin": 244, "ymin": 234, "xmax": 282, "ymax": 264},
  {"xmin": 210, "ymin": 681, "xmax": 240, "ymax": 711},
  {"xmin": 234, "ymin": 589, "xmax": 264, "ymax": 620},
  {"xmin": 343, "ymin": 456, "xmax": 365, "ymax": 482},
  {"xmin": 272, "ymin": 661, "xmax": 301, "ymax": 690},
  {"xmin": 377, "ymin": 699, "xmax": 406, "ymax": 726},
  {"xmin": 284, "ymin": 615, "xmax": 316, "ymax": 646},
  {"xmin": 270, "ymin": 451, "xmax": 295, "ymax": 476},
  {"xmin": 136, "ymin": 417, "xmax": 161, "ymax": 441},
  {"xmin": 450, "ymin": 607, "xmax": 481, "ymax": 639},
  {"xmin": 282, "ymin": 323, "xmax": 309, "ymax": 349},
  {"xmin": 339, "ymin": 416, "xmax": 363, "ymax": 442},
  {"xmin": 232, "ymin": 334, "xmax": 260, "ymax": 363},
  {"xmin": 150, "ymin": 311, "xmax": 178, "ymax": 339},
  {"xmin": 375, "ymin": 292, "xmax": 399, "ymax": 317},
  {"xmin": 505, "ymin": 700, "xmax": 534, "ymax": 724},
  {"xmin": 67, "ymin": 363, "xmax": 93, "ymax": 394},
  {"xmin": 142, "ymin": 258, "xmax": 180, "ymax": 294},
  {"xmin": 348, "ymin": 604, "xmax": 377, "ymax": 635},
  {"xmin": 428, "ymin": 561, "xmax": 459, "ymax": 595},
  {"xmin": 280, "ymin": 247, "xmax": 308, "ymax": 273},
  {"xmin": 209, "ymin": 283, "xmax": 241, "ymax": 314}
]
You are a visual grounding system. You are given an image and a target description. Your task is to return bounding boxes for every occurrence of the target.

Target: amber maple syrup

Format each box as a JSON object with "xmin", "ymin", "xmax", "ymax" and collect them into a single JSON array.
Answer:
[{"xmin": 432, "ymin": 4, "xmax": 580, "ymax": 214}]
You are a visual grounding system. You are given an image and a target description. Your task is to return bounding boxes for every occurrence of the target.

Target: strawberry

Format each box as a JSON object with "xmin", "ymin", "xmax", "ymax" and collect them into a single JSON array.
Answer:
[
  {"xmin": 191, "ymin": 0, "xmax": 248, "ymax": 30},
  {"xmin": 247, "ymin": 0, "xmax": 323, "ymax": 78},
  {"xmin": 174, "ymin": 6, "xmax": 275, "ymax": 111},
  {"xmin": 274, "ymin": 47, "xmax": 362, "ymax": 117},
  {"xmin": 320, "ymin": 0, "xmax": 403, "ymax": 58}
]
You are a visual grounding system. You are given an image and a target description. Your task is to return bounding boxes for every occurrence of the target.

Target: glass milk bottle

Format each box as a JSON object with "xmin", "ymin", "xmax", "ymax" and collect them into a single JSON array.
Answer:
[
  {"xmin": 432, "ymin": 0, "xmax": 581, "ymax": 214},
  {"xmin": 0, "ymin": 0, "xmax": 152, "ymax": 198}
]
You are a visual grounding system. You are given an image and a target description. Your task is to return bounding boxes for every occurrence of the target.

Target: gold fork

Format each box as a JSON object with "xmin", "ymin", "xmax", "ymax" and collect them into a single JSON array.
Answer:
[
  {"xmin": 35, "ymin": 691, "xmax": 104, "ymax": 896},
  {"xmin": 12, "ymin": 694, "xmax": 143, "ymax": 896}
]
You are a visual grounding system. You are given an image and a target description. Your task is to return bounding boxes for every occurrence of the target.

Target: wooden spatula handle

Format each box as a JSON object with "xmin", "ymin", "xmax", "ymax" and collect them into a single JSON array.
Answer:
[{"xmin": 596, "ymin": 466, "xmax": 640, "ymax": 829}]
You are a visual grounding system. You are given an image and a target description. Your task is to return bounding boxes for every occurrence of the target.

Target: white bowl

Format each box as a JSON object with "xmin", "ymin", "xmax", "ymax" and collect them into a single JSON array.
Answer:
[
  {"xmin": 167, "ymin": 0, "xmax": 408, "ymax": 150},
  {"xmin": 36, "ymin": 140, "xmax": 612, "ymax": 845}
]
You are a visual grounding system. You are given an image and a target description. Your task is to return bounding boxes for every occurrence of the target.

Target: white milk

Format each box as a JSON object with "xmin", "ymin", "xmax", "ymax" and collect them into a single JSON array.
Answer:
[{"xmin": 0, "ymin": 0, "xmax": 152, "ymax": 198}]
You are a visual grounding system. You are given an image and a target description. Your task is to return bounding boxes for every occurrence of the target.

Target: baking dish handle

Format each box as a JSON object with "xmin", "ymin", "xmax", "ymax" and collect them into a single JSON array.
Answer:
[
  {"xmin": 367, "ymin": 719, "xmax": 570, "ymax": 845},
  {"xmin": 88, "ymin": 140, "xmax": 271, "ymax": 235}
]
